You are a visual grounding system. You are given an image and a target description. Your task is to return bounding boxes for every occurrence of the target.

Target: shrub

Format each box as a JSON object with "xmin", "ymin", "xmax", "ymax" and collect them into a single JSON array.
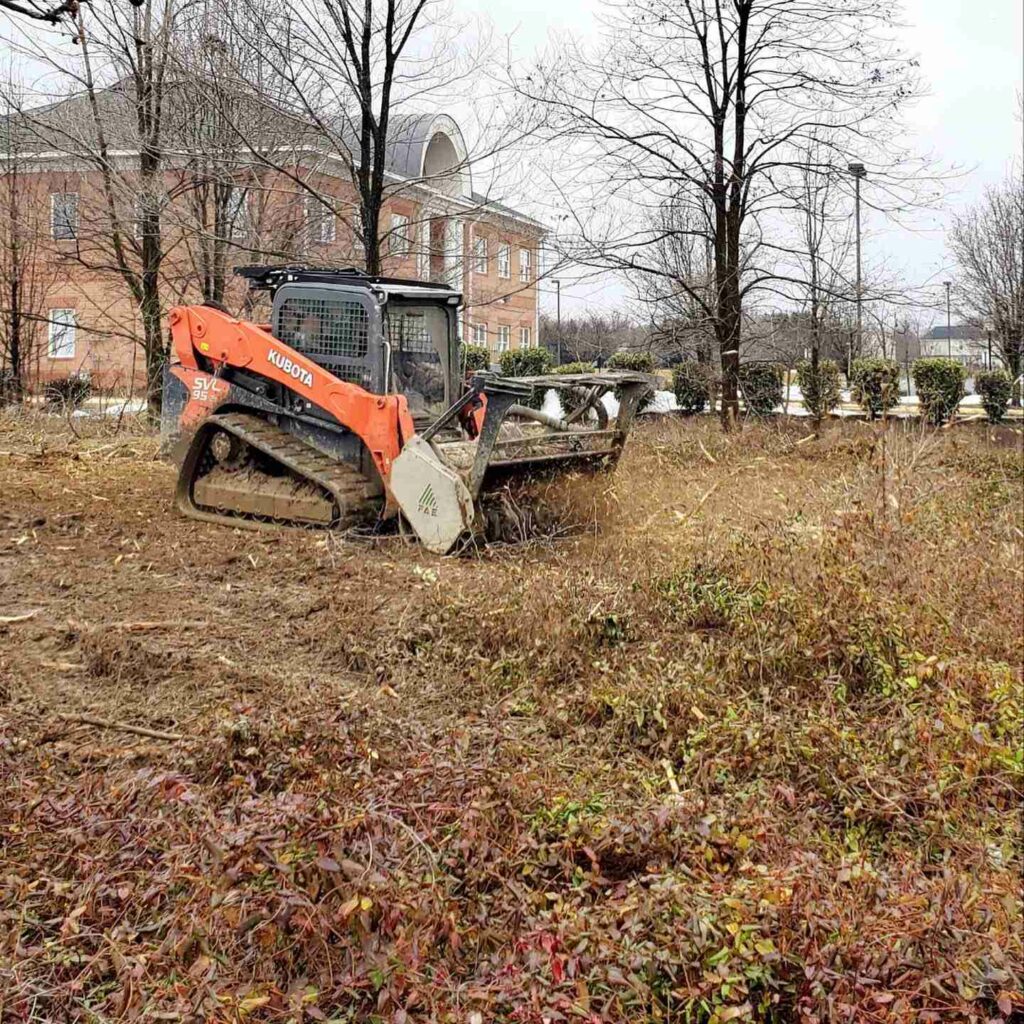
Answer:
[
  {"xmin": 460, "ymin": 343, "xmax": 491, "ymax": 376},
  {"xmin": 738, "ymin": 361, "xmax": 784, "ymax": 416},
  {"xmin": 500, "ymin": 347, "xmax": 553, "ymax": 378},
  {"xmin": 851, "ymin": 357, "xmax": 901, "ymax": 418},
  {"xmin": 606, "ymin": 350, "xmax": 655, "ymax": 374},
  {"xmin": 974, "ymin": 369, "xmax": 1013, "ymax": 424},
  {"xmin": 607, "ymin": 350, "xmax": 656, "ymax": 412},
  {"xmin": 796, "ymin": 358, "xmax": 842, "ymax": 419},
  {"xmin": 551, "ymin": 361, "xmax": 595, "ymax": 375},
  {"xmin": 913, "ymin": 357, "xmax": 967, "ymax": 425},
  {"xmin": 44, "ymin": 373, "xmax": 91, "ymax": 410},
  {"xmin": 500, "ymin": 347, "xmax": 553, "ymax": 410},
  {"xmin": 550, "ymin": 363, "xmax": 597, "ymax": 415},
  {"xmin": 671, "ymin": 361, "xmax": 712, "ymax": 414}
]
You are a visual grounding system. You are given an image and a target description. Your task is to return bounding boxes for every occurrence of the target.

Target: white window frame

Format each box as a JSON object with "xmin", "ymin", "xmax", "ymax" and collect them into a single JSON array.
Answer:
[
  {"xmin": 389, "ymin": 212, "xmax": 413, "ymax": 257},
  {"xmin": 48, "ymin": 308, "xmax": 77, "ymax": 359},
  {"xmin": 472, "ymin": 234, "xmax": 488, "ymax": 274},
  {"xmin": 472, "ymin": 322, "xmax": 488, "ymax": 346},
  {"xmin": 518, "ymin": 248, "xmax": 532, "ymax": 283},
  {"xmin": 305, "ymin": 195, "xmax": 336, "ymax": 245},
  {"xmin": 497, "ymin": 324, "xmax": 511, "ymax": 353},
  {"xmin": 519, "ymin": 326, "xmax": 531, "ymax": 349},
  {"xmin": 51, "ymin": 192, "xmax": 78, "ymax": 241},
  {"xmin": 497, "ymin": 243, "xmax": 511, "ymax": 279}
]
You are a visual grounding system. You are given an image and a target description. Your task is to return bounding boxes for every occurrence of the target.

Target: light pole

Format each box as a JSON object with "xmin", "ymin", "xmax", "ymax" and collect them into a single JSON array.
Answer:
[
  {"xmin": 550, "ymin": 279, "xmax": 562, "ymax": 364},
  {"xmin": 944, "ymin": 281, "xmax": 952, "ymax": 359},
  {"xmin": 848, "ymin": 163, "xmax": 867, "ymax": 364}
]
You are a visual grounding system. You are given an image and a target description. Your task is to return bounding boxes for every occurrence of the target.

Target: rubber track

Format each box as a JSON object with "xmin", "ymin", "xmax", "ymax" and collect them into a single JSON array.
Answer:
[{"xmin": 178, "ymin": 411, "xmax": 377, "ymax": 531}]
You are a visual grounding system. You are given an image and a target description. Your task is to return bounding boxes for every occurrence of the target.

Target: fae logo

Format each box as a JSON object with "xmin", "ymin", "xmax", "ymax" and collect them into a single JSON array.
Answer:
[
  {"xmin": 417, "ymin": 483, "xmax": 439, "ymax": 518},
  {"xmin": 267, "ymin": 349, "xmax": 314, "ymax": 389}
]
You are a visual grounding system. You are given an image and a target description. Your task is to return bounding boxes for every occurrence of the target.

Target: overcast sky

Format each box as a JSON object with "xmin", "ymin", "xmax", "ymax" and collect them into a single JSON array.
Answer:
[{"xmin": 462, "ymin": 0, "xmax": 1024, "ymax": 325}]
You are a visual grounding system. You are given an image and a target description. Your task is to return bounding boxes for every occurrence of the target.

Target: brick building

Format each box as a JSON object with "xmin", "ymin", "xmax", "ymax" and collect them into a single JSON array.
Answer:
[{"xmin": 2, "ymin": 97, "xmax": 546, "ymax": 392}]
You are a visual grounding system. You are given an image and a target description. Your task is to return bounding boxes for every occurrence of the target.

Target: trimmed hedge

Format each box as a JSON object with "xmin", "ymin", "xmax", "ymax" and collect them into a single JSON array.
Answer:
[
  {"xmin": 606, "ymin": 350, "xmax": 655, "ymax": 374},
  {"xmin": 607, "ymin": 350, "xmax": 656, "ymax": 411},
  {"xmin": 851, "ymin": 357, "xmax": 901, "ymax": 418},
  {"xmin": 500, "ymin": 347, "xmax": 554, "ymax": 410},
  {"xmin": 551, "ymin": 362, "xmax": 597, "ymax": 415},
  {"xmin": 974, "ymin": 370, "xmax": 1013, "ymax": 424},
  {"xmin": 671, "ymin": 361, "xmax": 712, "ymax": 414},
  {"xmin": 796, "ymin": 358, "xmax": 841, "ymax": 420},
  {"xmin": 460, "ymin": 343, "xmax": 491, "ymax": 376},
  {"xmin": 44, "ymin": 373, "xmax": 91, "ymax": 409},
  {"xmin": 500, "ymin": 347, "xmax": 553, "ymax": 378},
  {"xmin": 912, "ymin": 357, "xmax": 967, "ymax": 425},
  {"xmin": 738, "ymin": 361, "xmax": 784, "ymax": 416},
  {"xmin": 551, "ymin": 361, "xmax": 595, "ymax": 375}
]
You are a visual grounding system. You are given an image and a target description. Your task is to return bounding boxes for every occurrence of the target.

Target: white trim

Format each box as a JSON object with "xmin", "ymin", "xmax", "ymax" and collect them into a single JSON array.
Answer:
[
  {"xmin": 48, "ymin": 308, "xmax": 76, "ymax": 359},
  {"xmin": 50, "ymin": 191, "xmax": 78, "ymax": 240},
  {"xmin": 519, "ymin": 325, "xmax": 531, "ymax": 349},
  {"xmin": 472, "ymin": 233, "xmax": 488, "ymax": 275},
  {"xmin": 497, "ymin": 243, "xmax": 511, "ymax": 279},
  {"xmin": 497, "ymin": 324, "xmax": 511, "ymax": 353}
]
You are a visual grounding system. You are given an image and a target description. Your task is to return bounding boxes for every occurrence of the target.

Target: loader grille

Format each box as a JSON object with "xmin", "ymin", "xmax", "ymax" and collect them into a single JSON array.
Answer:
[{"xmin": 277, "ymin": 297, "xmax": 370, "ymax": 360}]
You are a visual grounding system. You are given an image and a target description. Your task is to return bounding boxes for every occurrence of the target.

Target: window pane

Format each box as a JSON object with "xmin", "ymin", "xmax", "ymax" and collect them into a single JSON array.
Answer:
[
  {"xmin": 51, "ymin": 193, "xmax": 78, "ymax": 240},
  {"xmin": 48, "ymin": 309, "xmax": 76, "ymax": 358}
]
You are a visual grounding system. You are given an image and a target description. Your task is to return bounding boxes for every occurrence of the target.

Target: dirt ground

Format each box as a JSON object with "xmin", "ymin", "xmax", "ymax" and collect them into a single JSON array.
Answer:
[{"xmin": 1, "ymin": 412, "xmax": 1021, "ymax": 1023}]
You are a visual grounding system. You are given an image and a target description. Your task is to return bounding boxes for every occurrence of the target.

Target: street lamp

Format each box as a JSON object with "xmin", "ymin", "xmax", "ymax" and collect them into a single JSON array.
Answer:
[
  {"xmin": 848, "ymin": 163, "xmax": 867, "ymax": 364},
  {"xmin": 944, "ymin": 281, "xmax": 952, "ymax": 360}
]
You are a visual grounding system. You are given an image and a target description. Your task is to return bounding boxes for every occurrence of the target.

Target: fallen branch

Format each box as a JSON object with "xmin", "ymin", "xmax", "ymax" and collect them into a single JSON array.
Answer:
[
  {"xmin": 0, "ymin": 609, "xmax": 41, "ymax": 624},
  {"xmin": 59, "ymin": 714, "xmax": 184, "ymax": 742}
]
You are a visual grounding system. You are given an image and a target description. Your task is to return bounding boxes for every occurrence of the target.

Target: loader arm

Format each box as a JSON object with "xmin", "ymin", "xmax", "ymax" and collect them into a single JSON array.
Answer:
[{"xmin": 169, "ymin": 305, "xmax": 416, "ymax": 492}]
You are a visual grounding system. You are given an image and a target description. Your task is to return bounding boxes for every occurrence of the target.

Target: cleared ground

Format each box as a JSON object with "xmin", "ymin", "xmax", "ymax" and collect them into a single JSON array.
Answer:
[{"xmin": 1, "ymin": 412, "xmax": 1021, "ymax": 1023}]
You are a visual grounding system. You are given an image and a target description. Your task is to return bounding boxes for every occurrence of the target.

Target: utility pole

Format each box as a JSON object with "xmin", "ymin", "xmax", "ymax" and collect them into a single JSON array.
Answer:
[
  {"xmin": 987, "ymin": 328, "xmax": 992, "ymax": 370},
  {"xmin": 554, "ymin": 279, "xmax": 562, "ymax": 364},
  {"xmin": 944, "ymin": 281, "xmax": 952, "ymax": 359},
  {"xmin": 848, "ymin": 163, "xmax": 867, "ymax": 366}
]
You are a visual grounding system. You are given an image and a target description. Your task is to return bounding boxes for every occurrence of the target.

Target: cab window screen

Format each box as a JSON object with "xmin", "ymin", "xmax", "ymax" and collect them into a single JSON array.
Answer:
[
  {"xmin": 277, "ymin": 297, "xmax": 369, "ymax": 359},
  {"xmin": 387, "ymin": 305, "xmax": 448, "ymax": 412}
]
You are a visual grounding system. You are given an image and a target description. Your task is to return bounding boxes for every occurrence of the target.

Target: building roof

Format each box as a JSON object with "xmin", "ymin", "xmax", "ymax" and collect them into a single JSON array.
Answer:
[
  {"xmin": 2, "ymin": 85, "xmax": 544, "ymax": 234},
  {"xmin": 924, "ymin": 324, "xmax": 984, "ymax": 340}
]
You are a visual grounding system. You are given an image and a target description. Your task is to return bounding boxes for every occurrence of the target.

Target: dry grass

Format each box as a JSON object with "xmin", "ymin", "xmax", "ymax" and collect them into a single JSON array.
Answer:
[{"xmin": 0, "ymin": 412, "xmax": 1021, "ymax": 1023}]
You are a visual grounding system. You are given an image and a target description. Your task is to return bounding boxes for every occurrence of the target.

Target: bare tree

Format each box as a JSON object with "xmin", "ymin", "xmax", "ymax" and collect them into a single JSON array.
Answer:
[
  {"xmin": 0, "ymin": 90, "xmax": 56, "ymax": 399},
  {"xmin": 517, "ymin": 0, "xmax": 928, "ymax": 426},
  {"xmin": 0, "ymin": 0, "xmax": 85, "ymax": 27},
  {"xmin": 12, "ymin": 0, "xmax": 180, "ymax": 416},
  {"xmin": 948, "ymin": 169, "xmax": 1024, "ymax": 382}
]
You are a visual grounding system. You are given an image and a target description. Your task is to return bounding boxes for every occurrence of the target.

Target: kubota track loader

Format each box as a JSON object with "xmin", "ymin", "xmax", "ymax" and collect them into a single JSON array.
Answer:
[{"xmin": 162, "ymin": 266, "xmax": 653, "ymax": 553}]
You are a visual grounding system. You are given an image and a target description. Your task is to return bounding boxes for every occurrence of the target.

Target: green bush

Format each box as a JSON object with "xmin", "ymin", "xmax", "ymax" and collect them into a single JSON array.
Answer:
[
  {"xmin": 912, "ymin": 357, "xmax": 967, "ymax": 425},
  {"xmin": 500, "ymin": 347, "xmax": 553, "ymax": 410},
  {"xmin": 796, "ymin": 358, "xmax": 841, "ymax": 419},
  {"xmin": 460, "ymin": 343, "xmax": 491, "ymax": 376},
  {"xmin": 44, "ymin": 373, "xmax": 91, "ymax": 409},
  {"xmin": 738, "ymin": 361, "xmax": 784, "ymax": 416},
  {"xmin": 974, "ymin": 370, "xmax": 1013, "ymax": 424},
  {"xmin": 550, "ymin": 362, "xmax": 597, "ymax": 415},
  {"xmin": 607, "ymin": 350, "xmax": 656, "ymax": 412},
  {"xmin": 606, "ymin": 350, "xmax": 655, "ymax": 374},
  {"xmin": 671, "ymin": 361, "xmax": 712, "ymax": 414},
  {"xmin": 851, "ymin": 357, "xmax": 901, "ymax": 418},
  {"xmin": 551, "ymin": 361, "xmax": 595, "ymax": 375},
  {"xmin": 500, "ymin": 347, "xmax": 553, "ymax": 378}
]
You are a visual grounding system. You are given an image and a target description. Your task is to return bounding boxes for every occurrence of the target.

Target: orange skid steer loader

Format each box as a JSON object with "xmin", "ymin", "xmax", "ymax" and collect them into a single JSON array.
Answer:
[{"xmin": 162, "ymin": 266, "xmax": 653, "ymax": 553}]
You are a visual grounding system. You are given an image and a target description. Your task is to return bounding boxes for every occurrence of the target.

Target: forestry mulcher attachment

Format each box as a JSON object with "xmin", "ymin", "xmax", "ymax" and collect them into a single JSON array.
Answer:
[{"xmin": 163, "ymin": 266, "xmax": 653, "ymax": 554}]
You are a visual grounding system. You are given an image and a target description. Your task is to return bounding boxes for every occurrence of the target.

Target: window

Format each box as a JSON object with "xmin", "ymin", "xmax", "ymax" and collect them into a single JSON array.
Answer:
[
  {"xmin": 519, "ymin": 248, "xmax": 532, "ymax": 283},
  {"xmin": 519, "ymin": 326, "xmax": 531, "ymax": 349},
  {"xmin": 227, "ymin": 187, "xmax": 249, "ymax": 241},
  {"xmin": 472, "ymin": 322, "xmax": 488, "ymax": 346},
  {"xmin": 497, "ymin": 243, "xmax": 511, "ymax": 278},
  {"xmin": 389, "ymin": 213, "xmax": 413, "ymax": 257},
  {"xmin": 497, "ymin": 324, "xmax": 511, "ymax": 353},
  {"xmin": 48, "ymin": 308, "xmax": 76, "ymax": 359},
  {"xmin": 305, "ymin": 196, "xmax": 336, "ymax": 245},
  {"xmin": 51, "ymin": 192, "xmax": 78, "ymax": 240},
  {"xmin": 472, "ymin": 234, "xmax": 488, "ymax": 274}
]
